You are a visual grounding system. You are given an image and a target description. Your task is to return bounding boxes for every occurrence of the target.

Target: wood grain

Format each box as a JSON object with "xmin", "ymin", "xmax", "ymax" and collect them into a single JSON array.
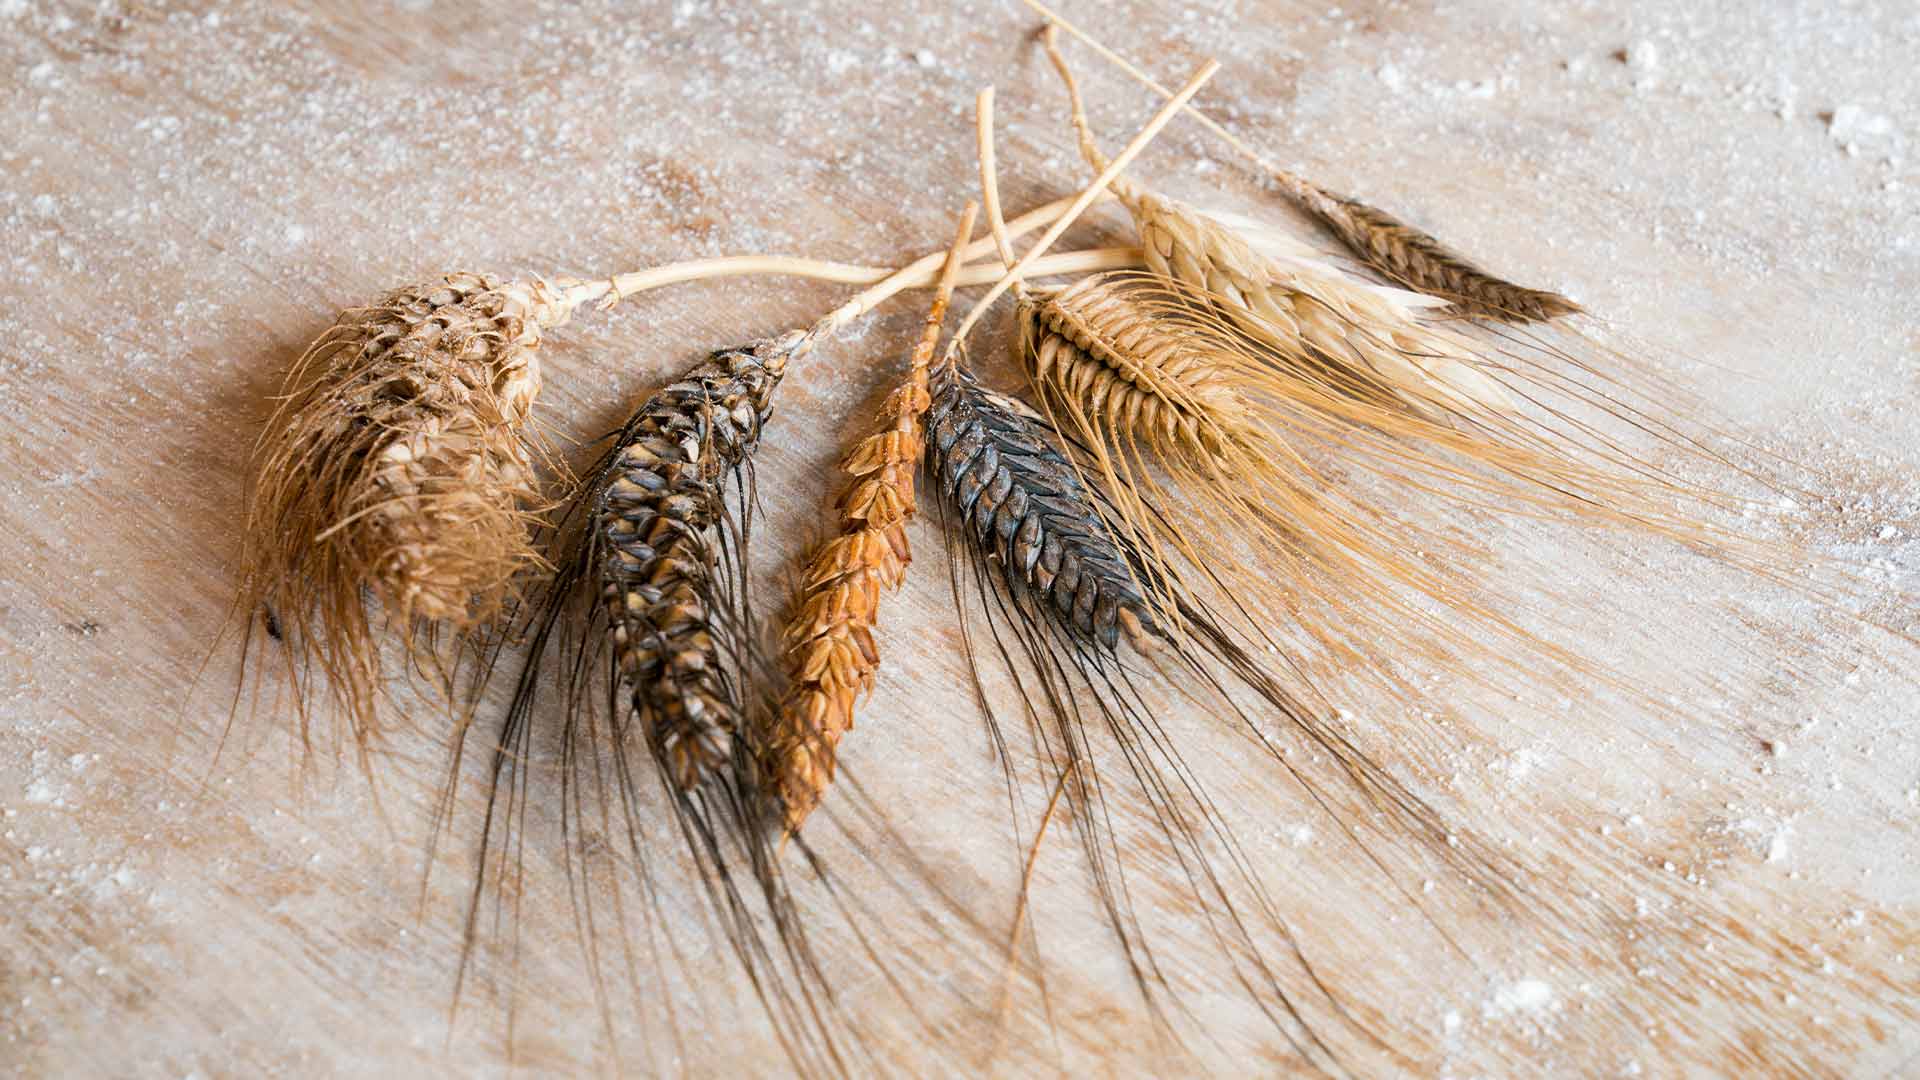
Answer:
[{"xmin": 2, "ymin": 0, "xmax": 1916, "ymax": 1075}]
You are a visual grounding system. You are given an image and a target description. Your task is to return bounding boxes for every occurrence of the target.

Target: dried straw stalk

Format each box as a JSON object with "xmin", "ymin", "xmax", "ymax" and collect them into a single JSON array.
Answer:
[
  {"xmin": 1026, "ymin": 7, "xmax": 1580, "ymax": 323},
  {"xmin": 768, "ymin": 205, "xmax": 979, "ymax": 833}
]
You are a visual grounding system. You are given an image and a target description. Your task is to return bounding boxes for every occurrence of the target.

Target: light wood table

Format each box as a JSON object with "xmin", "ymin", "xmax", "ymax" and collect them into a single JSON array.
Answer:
[{"xmin": 3, "ymin": 1, "xmax": 1915, "ymax": 1075}]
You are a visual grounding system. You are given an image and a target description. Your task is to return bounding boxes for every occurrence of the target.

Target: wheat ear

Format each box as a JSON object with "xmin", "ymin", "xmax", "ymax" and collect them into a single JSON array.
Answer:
[
  {"xmin": 1014, "ymin": 270, "xmax": 1546, "ymax": 672},
  {"xmin": 769, "ymin": 205, "xmax": 979, "ymax": 833},
  {"xmin": 594, "ymin": 338, "xmax": 797, "ymax": 788},
  {"xmin": 242, "ymin": 272, "xmax": 576, "ymax": 739},
  {"xmin": 1038, "ymin": 31, "xmax": 1518, "ymax": 423},
  {"xmin": 928, "ymin": 363, "xmax": 1155, "ymax": 649},
  {"xmin": 1029, "ymin": 10, "xmax": 1580, "ymax": 322}
]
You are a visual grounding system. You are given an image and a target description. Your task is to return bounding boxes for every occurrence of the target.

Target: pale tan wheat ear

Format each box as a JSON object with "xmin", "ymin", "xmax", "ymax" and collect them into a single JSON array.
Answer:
[
  {"xmin": 768, "ymin": 204, "xmax": 979, "ymax": 834},
  {"xmin": 1037, "ymin": 29, "xmax": 1522, "ymax": 424},
  {"xmin": 1029, "ymin": 9, "xmax": 1580, "ymax": 323},
  {"xmin": 241, "ymin": 272, "xmax": 576, "ymax": 744},
  {"xmin": 1014, "ymin": 271, "xmax": 1628, "ymax": 701}
]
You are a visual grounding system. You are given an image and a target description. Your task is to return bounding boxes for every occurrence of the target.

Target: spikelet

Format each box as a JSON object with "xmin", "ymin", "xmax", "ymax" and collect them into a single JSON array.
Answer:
[
  {"xmin": 769, "ymin": 207, "xmax": 977, "ymax": 832},
  {"xmin": 241, "ymin": 271, "xmax": 575, "ymax": 740},
  {"xmin": 1032, "ymin": 14, "xmax": 1580, "ymax": 322}
]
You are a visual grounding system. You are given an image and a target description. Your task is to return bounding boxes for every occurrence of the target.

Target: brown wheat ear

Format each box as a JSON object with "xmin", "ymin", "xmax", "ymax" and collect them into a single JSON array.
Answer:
[
  {"xmin": 1286, "ymin": 187, "xmax": 1583, "ymax": 323},
  {"xmin": 595, "ymin": 337, "xmax": 797, "ymax": 789},
  {"xmin": 1032, "ymin": 12, "xmax": 1580, "ymax": 323},
  {"xmin": 768, "ymin": 205, "xmax": 978, "ymax": 833},
  {"xmin": 241, "ymin": 271, "xmax": 576, "ymax": 741}
]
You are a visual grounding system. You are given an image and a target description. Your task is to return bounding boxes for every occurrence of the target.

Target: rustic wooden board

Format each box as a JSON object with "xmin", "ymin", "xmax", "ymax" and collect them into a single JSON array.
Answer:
[{"xmin": 3, "ymin": 0, "xmax": 1916, "ymax": 1075}]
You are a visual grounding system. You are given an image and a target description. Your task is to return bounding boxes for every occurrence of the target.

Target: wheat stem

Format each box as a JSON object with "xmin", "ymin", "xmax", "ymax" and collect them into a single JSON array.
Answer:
[
  {"xmin": 976, "ymin": 88, "xmax": 1020, "ymax": 272},
  {"xmin": 570, "ymin": 195, "xmax": 1087, "ymax": 313},
  {"xmin": 946, "ymin": 59, "xmax": 1221, "ymax": 350},
  {"xmin": 1026, "ymin": 2, "xmax": 1315, "ymax": 199}
]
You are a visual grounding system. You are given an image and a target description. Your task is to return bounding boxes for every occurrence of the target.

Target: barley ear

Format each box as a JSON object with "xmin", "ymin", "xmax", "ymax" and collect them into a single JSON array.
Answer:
[
  {"xmin": 240, "ymin": 272, "xmax": 575, "ymax": 743},
  {"xmin": 769, "ymin": 204, "xmax": 979, "ymax": 833}
]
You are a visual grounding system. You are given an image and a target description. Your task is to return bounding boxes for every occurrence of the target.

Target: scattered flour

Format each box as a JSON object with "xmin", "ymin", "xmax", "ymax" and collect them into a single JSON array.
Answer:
[{"xmin": 1486, "ymin": 979, "xmax": 1555, "ymax": 1018}]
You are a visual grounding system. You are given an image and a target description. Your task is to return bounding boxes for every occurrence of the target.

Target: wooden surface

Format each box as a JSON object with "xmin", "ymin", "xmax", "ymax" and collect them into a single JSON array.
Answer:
[{"xmin": 3, "ymin": 0, "xmax": 1917, "ymax": 1075}]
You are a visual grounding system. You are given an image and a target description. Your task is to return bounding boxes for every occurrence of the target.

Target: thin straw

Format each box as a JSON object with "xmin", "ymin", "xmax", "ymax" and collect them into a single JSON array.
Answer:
[{"xmin": 944, "ymin": 58, "xmax": 1220, "ymax": 349}]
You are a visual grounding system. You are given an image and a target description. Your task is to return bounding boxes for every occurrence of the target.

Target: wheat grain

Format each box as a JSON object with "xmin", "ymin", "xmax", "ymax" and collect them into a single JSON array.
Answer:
[
  {"xmin": 241, "ymin": 271, "xmax": 576, "ymax": 738},
  {"xmin": 769, "ymin": 205, "xmax": 979, "ymax": 833}
]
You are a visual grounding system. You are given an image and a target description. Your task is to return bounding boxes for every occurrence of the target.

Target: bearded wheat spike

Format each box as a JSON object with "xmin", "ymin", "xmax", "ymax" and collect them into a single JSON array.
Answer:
[
  {"xmin": 1013, "ymin": 269, "xmax": 1646, "ymax": 708},
  {"xmin": 596, "ymin": 337, "xmax": 796, "ymax": 789},
  {"xmin": 769, "ymin": 205, "xmax": 979, "ymax": 833},
  {"xmin": 1030, "ymin": 13, "xmax": 1579, "ymax": 323},
  {"xmin": 927, "ymin": 362, "xmax": 1154, "ymax": 651},
  {"xmin": 242, "ymin": 271, "xmax": 576, "ymax": 738}
]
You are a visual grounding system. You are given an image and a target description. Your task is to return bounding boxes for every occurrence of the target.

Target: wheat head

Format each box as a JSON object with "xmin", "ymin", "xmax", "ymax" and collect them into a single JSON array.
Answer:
[
  {"xmin": 594, "ymin": 336, "xmax": 797, "ymax": 790},
  {"xmin": 768, "ymin": 207, "xmax": 978, "ymax": 833},
  {"xmin": 928, "ymin": 362, "xmax": 1154, "ymax": 651},
  {"xmin": 242, "ymin": 271, "xmax": 574, "ymax": 737}
]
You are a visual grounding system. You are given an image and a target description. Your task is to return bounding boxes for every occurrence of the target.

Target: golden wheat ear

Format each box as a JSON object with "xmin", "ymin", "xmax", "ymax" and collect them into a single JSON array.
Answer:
[
  {"xmin": 768, "ymin": 204, "xmax": 979, "ymax": 834},
  {"xmin": 1031, "ymin": 12, "xmax": 1579, "ymax": 323},
  {"xmin": 1030, "ymin": 30, "xmax": 1802, "ymax": 525},
  {"xmin": 239, "ymin": 272, "xmax": 577, "ymax": 746}
]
